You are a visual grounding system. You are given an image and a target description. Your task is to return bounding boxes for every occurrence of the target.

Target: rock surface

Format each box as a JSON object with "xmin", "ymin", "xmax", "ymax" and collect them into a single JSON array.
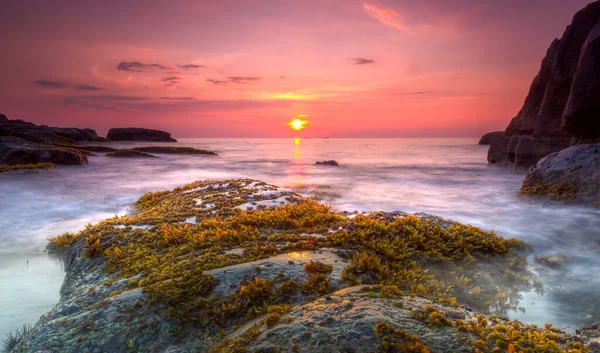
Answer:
[
  {"xmin": 478, "ymin": 131, "xmax": 504, "ymax": 145},
  {"xmin": 0, "ymin": 136, "xmax": 87, "ymax": 165},
  {"xmin": 107, "ymin": 127, "xmax": 177, "ymax": 142},
  {"xmin": 130, "ymin": 146, "xmax": 216, "ymax": 155},
  {"xmin": 520, "ymin": 143, "xmax": 600, "ymax": 202},
  {"xmin": 13, "ymin": 179, "xmax": 596, "ymax": 352},
  {"xmin": 0, "ymin": 114, "xmax": 98, "ymax": 166},
  {"xmin": 315, "ymin": 160, "xmax": 339, "ymax": 167},
  {"xmin": 105, "ymin": 149, "xmax": 157, "ymax": 158},
  {"xmin": 488, "ymin": 2, "xmax": 600, "ymax": 167},
  {"xmin": 0, "ymin": 115, "xmax": 98, "ymax": 145}
]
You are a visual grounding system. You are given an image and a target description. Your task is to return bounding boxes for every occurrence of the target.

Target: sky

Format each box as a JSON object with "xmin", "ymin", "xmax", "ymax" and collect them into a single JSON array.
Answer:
[{"xmin": 0, "ymin": 0, "xmax": 594, "ymax": 138}]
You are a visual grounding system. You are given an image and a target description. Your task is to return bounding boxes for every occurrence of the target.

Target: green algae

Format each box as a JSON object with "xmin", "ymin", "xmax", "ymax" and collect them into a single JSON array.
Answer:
[
  {"xmin": 43, "ymin": 179, "xmax": 576, "ymax": 352},
  {"xmin": 0, "ymin": 162, "xmax": 54, "ymax": 173}
]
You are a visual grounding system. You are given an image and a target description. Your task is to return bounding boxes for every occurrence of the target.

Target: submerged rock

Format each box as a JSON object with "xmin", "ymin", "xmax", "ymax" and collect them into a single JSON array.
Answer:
[
  {"xmin": 488, "ymin": 2, "xmax": 600, "ymax": 167},
  {"xmin": 107, "ymin": 127, "xmax": 177, "ymax": 142},
  {"xmin": 76, "ymin": 145, "xmax": 118, "ymax": 153},
  {"xmin": 315, "ymin": 160, "xmax": 339, "ymax": 167},
  {"xmin": 130, "ymin": 146, "xmax": 217, "ymax": 155},
  {"xmin": 14, "ymin": 179, "xmax": 595, "ymax": 352},
  {"xmin": 105, "ymin": 149, "xmax": 157, "ymax": 158},
  {"xmin": 478, "ymin": 131, "xmax": 504, "ymax": 145},
  {"xmin": 520, "ymin": 144, "xmax": 600, "ymax": 202}
]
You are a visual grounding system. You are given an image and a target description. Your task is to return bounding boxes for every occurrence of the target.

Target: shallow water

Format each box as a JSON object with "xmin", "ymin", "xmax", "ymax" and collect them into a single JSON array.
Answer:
[{"xmin": 1, "ymin": 138, "xmax": 599, "ymax": 338}]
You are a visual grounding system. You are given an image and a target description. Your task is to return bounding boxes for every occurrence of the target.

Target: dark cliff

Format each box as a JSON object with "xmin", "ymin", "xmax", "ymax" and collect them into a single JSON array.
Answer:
[{"xmin": 489, "ymin": 1, "xmax": 600, "ymax": 167}]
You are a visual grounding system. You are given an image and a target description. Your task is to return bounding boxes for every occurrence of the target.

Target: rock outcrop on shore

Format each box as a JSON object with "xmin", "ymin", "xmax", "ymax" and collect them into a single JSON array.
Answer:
[
  {"xmin": 520, "ymin": 143, "xmax": 600, "ymax": 202},
  {"xmin": 0, "ymin": 115, "xmax": 94, "ymax": 165},
  {"xmin": 107, "ymin": 127, "xmax": 177, "ymax": 142},
  {"xmin": 478, "ymin": 131, "xmax": 504, "ymax": 145},
  {"xmin": 488, "ymin": 2, "xmax": 600, "ymax": 167},
  {"xmin": 13, "ymin": 179, "xmax": 597, "ymax": 352}
]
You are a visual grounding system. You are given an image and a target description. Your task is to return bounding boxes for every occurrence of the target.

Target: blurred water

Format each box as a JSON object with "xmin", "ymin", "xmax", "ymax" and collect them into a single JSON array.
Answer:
[{"xmin": 1, "ymin": 138, "xmax": 599, "ymax": 337}]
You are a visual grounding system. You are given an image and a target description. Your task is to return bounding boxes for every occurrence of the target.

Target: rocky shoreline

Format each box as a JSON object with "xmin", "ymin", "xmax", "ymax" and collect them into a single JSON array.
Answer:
[
  {"xmin": 486, "ymin": 2, "xmax": 600, "ymax": 168},
  {"xmin": 481, "ymin": 1, "xmax": 600, "ymax": 203},
  {"xmin": 0, "ymin": 115, "xmax": 217, "ymax": 172},
  {"xmin": 8, "ymin": 179, "xmax": 600, "ymax": 352}
]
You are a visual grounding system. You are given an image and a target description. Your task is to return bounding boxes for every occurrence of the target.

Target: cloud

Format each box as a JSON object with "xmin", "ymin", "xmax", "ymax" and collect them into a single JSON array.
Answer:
[
  {"xmin": 35, "ymin": 80, "xmax": 105, "ymax": 91},
  {"xmin": 80, "ymin": 95, "xmax": 147, "ymax": 101},
  {"xmin": 63, "ymin": 97, "xmax": 121, "ymax": 111},
  {"xmin": 396, "ymin": 91, "xmax": 430, "ymax": 96},
  {"xmin": 62, "ymin": 95, "xmax": 292, "ymax": 113},
  {"xmin": 73, "ymin": 84, "xmax": 104, "ymax": 91},
  {"xmin": 34, "ymin": 80, "xmax": 67, "ymax": 88},
  {"xmin": 161, "ymin": 76, "xmax": 182, "ymax": 87},
  {"xmin": 349, "ymin": 57, "xmax": 375, "ymax": 65},
  {"xmin": 206, "ymin": 76, "xmax": 263, "ymax": 85},
  {"xmin": 363, "ymin": 3, "xmax": 404, "ymax": 30},
  {"xmin": 159, "ymin": 97, "xmax": 196, "ymax": 101},
  {"xmin": 227, "ymin": 76, "xmax": 262, "ymax": 84},
  {"xmin": 116, "ymin": 61, "xmax": 171, "ymax": 72},
  {"xmin": 178, "ymin": 64, "xmax": 205, "ymax": 69},
  {"xmin": 206, "ymin": 79, "xmax": 229, "ymax": 85}
]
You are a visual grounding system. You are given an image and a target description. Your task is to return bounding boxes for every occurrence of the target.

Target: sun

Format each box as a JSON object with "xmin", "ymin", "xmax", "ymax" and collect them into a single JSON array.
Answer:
[{"xmin": 288, "ymin": 117, "xmax": 308, "ymax": 131}]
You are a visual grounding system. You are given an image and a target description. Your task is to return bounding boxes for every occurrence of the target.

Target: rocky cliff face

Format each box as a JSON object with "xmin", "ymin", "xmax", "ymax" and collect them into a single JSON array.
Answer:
[{"xmin": 489, "ymin": 1, "xmax": 600, "ymax": 167}]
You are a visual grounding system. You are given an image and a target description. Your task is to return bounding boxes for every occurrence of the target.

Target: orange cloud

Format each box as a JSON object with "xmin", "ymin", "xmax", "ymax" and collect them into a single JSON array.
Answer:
[{"xmin": 363, "ymin": 3, "xmax": 404, "ymax": 30}]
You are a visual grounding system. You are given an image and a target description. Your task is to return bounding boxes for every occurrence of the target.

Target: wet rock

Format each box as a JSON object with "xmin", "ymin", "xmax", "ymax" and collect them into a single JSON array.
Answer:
[
  {"xmin": 478, "ymin": 131, "xmax": 504, "ymax": 145},
  {"xmin": 105, "ymin": 149, "xmax": 157, "ymax": 158},
  {"xmin": 0, "ymin": 136, "xmax": 87, "ymax": 165},
  {"xmin": 76, "ymin": 145, "xmax": 118, "ymax": 153},
  {"xmin": 107, "ymin": 127, "xmax": 177, "ymax": 142},
  {"xmin": 130, "ymin": 146, "xmax": 216, "ymax": 155},
  {"xmin": 520, "ymin": 144, "xmax": 600, "ymax": 202},
  {"xmin": 315, "ymin": 160, "xmax": 339, "ymax": 167}
]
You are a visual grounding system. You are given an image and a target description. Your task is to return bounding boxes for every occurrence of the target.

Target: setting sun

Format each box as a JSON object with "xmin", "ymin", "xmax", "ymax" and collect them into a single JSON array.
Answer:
[{"xmin": 288, "ymin": 117, "xmax": 308, "ymax": 131}]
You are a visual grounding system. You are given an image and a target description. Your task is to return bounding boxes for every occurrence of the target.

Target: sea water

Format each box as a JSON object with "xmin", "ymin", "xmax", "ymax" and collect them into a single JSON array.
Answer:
[{"xmin": 1, "ymin": 138, "xmax": 599, "ymax": 338}]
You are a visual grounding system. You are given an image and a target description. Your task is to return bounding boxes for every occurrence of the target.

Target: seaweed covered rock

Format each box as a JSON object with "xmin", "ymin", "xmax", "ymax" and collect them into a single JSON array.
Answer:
[
  {"xmin": 16, "ymin": 179, "xmax": 594, "ymax": 352},
  {"xmin": 105, "ymin": 149, "xmax": 157, "ymax": 158},
  {"xmin": 488, "ymin": 2, "xmax": 600, "ymax": 167},
  {"xmin": 478, "ymin": 131, "xmax": 504, "ymax": 145},
  {"xmin": 520, "ymin": 144, "xmax": 600, "ymax": 202},
  {"xmin": 107, "ymin": 127, "xmax": 177, "ymax": 142}
]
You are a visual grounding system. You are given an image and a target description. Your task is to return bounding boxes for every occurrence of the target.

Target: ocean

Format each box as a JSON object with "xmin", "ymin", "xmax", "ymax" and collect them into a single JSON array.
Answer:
[{"xmin": 1, "ymin": 138, "xmax": 599, "ymax": 338}]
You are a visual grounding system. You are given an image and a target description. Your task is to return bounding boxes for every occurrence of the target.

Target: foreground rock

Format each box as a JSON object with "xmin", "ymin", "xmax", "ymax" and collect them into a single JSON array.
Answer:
[
  {"xmin": 520, "ymin": 144, "xmax": 600, "ymax": 202},
  {"xmin": 107, "ymin": 127, "xmax": 177, "ymax": 142},
  {"xmin": 488, "ymin": 2, "xmax": 600, "ymax": 167},
  {"xmin": 315, "ymin": 160, "xmax": 339, "ymax": 167},
  {"xmin": 13, "ymin": 179, "xmax": 595, "ymax": 352},
  {"xmin": 478, "ymin": 131, "xmax": 504, "ymax": 145}
]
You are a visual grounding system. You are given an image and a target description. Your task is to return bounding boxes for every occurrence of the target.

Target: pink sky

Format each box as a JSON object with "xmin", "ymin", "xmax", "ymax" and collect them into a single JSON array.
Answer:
[{"xmin": 0, "ymin": 0, "xmax": 593, "ymax": 137}]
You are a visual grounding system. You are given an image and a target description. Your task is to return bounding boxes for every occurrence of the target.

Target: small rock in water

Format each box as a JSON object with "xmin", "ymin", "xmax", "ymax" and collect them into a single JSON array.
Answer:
[{"xmin": 315, "ymin": 160, "xmax": 339, "ymax": 167}]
